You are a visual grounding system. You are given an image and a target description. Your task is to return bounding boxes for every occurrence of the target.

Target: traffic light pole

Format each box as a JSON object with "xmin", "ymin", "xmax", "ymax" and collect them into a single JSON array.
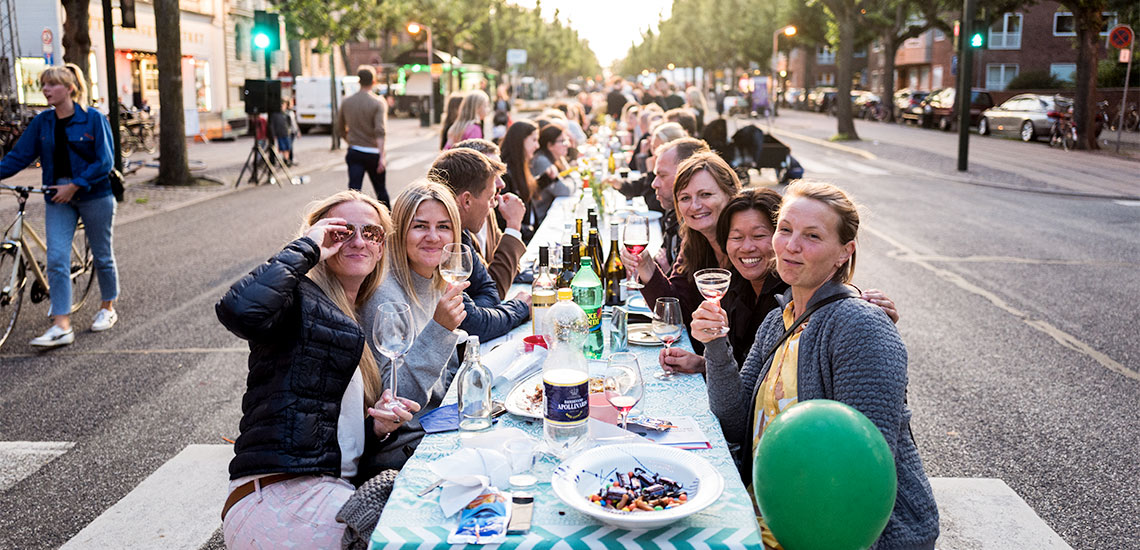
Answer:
[
  {"xmin": 956, "ymin": 0, "xmax": 977, "ymax": 172},
  {"xmin": 101, "ymin": 0, "xmax": 122, "ymax": 172}
]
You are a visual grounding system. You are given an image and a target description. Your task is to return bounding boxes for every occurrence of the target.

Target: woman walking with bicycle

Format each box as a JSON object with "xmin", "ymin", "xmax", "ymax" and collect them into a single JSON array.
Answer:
[{"xmin": 0, "ymin": 64, "xmax": 120, "ymax": 348}]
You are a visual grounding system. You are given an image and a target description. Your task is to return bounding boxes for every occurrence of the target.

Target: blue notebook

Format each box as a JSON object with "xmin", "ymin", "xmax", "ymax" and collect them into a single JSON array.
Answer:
[{"xmin": 419, "ymin": 403, "xmax": 459, "ymax": 433}]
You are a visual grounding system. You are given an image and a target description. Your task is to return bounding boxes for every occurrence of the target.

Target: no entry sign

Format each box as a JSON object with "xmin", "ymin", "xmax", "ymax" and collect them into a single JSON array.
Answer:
[{"xmin": 1109, "ymin": 25, "xmax": 1133, "ymax": 49}]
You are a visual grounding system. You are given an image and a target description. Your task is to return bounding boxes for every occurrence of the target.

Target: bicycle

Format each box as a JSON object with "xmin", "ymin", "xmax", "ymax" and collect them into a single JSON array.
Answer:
[
  {"xmin": 0, "ymin": 184, "xmax": 95, "ymax": 349},
  {"xmin": 1048, "ymin": 107, "xmax": 1076, "ymax": 151},
  {"xmin": 119, "ymin": 108, "xmax": 157, "ymax": 158}
]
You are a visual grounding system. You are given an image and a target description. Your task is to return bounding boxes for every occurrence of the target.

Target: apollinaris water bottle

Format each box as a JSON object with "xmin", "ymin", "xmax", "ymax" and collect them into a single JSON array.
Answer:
[
  {"xmin": 457, "ymin": 335, "xmax": 492, "ymax": 437},
  {"xmin": 543, "ymin": 288, "xmax": 590, "ymax": 457},
  {"xmin": 571, "ymin": 257, "xmax": 605, "ymax": 359}
]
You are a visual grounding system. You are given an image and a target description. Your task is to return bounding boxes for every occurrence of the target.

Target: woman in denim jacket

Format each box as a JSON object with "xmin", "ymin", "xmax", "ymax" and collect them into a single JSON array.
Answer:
[{"xmin": 0, "ymin": 64, "xmax": 119, "ymax": 348}]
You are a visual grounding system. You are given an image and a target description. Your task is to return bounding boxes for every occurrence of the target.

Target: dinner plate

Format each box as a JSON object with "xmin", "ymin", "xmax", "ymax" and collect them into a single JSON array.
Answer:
[
  {"xmin": 627, "ymin": 323, "xmax": 661, "ymax": 346},
  {"xmin": 505, "ymin": 372, "xmax": 544, "ymax": 419},
  {"xmin": 633, "ymin": 210, "xmax": 663, "ymax": 221},
  {"xmin": 626, "ymin": 295, "xmax": 649, "ymax": 313}
]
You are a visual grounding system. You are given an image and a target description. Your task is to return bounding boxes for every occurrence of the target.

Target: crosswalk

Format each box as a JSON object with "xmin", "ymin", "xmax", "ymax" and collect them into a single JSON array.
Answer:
[{"xmin": 793, "ymin": 156, "xmax": 890, "ymax": 176}]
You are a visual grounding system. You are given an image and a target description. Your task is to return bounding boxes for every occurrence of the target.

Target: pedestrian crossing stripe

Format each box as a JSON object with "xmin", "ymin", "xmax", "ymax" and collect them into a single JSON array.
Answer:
[{"xmin": 0, "ymin": 441, "xmax": 74, "ymax": 492}]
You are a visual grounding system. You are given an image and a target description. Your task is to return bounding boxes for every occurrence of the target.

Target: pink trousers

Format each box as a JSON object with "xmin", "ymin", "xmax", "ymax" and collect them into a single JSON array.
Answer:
[{"xmin": 223, "ymin": 475, "xmax": 355, "ymax": 549}]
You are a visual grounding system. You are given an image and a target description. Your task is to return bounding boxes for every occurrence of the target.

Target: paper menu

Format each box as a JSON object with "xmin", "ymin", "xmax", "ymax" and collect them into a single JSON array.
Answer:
[{"xmin": 625, "ymin": 416, "xmax": 712, "ymax": 450}]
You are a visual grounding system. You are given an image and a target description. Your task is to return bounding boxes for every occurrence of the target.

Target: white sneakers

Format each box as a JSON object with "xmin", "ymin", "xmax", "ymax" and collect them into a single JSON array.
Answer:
[
  {"xmin": 29, "ymin": 325, "xmax": 75, "ymax": 348},
  {"xmin": 91, "ymin": 308, "xmax": 118, "ymax": 332},
  {"xmin": 29, "ymin": 309, "xmax": 118, "ymax": 348}
]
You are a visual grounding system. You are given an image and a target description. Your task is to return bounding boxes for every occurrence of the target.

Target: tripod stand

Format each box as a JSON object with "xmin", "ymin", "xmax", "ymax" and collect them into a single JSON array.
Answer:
[{"xmin": 234, "ymin": 114, "xmax": 303, "ymax": 188}]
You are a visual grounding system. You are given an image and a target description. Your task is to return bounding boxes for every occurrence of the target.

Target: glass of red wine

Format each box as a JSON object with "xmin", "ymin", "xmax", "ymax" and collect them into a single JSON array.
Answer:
[
  {"xmin": 652, "ymin": 297, "xmax": 683, "ymax": 379},
  {"xmin": 604, "ymin": 352, "xmax": 644, "ymax": 431},
  {"xmin": 621, "ymin": 214, "xmax": 650, "ymax": 290},
  {"xmin": 694, "ymin": 268, "xmax": 731, "ymax": 336}
]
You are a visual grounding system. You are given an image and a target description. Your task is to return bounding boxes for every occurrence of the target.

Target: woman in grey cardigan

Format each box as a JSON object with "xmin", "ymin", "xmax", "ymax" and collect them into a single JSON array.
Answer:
[{"xmin": 692, "ymin": 181, "xmax": 938, "ymax": 550}]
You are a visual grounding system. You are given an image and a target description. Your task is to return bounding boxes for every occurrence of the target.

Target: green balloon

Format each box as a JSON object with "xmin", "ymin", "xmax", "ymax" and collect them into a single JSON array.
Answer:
[{"xmin": 752, "ymin": 400, "xmax": 897, "ymax": 550}]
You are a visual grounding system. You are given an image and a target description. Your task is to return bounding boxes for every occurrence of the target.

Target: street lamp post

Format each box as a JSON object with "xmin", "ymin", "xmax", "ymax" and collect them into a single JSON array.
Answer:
[
  {"xmin": 408, "ymin": 22, "xmax": 434, "ymax": 126},
  {"xmin": 772, "ymin": 25, "xmax": 796, "ymax": 116}
]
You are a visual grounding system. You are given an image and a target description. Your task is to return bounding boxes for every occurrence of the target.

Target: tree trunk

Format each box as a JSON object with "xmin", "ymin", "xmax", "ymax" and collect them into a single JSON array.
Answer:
[
  {"xmin": 834, "ymin": 7, "xmax": 859, "ymax": 139},
  {"xmin": 61, "ymin": 0, "xmax": 92, "ymax": 99},
  {"xmin": 154, "ymin": 0, "xmax": 192, "ymax": 186},
  {"xmin": 1073, "ymin": 8, "xmax": 1101, "ymax": 150},
  {"xmin": 340, "ymin": 43, "xmax": 351, "ymax": 76},
  {"xmin": 881, "ymin": 34, "xmax": 898, "ymax": 122}
]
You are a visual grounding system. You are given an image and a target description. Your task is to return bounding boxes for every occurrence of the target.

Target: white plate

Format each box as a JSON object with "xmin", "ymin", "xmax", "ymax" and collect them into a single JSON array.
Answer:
[
  {"xmin": 505, "ymin": 372, "xmax": 544, "ymax": 419},
  {"xmin": 632, "ymin": 210, "xmax": 663, "ymax": 221},
  {"xmin": 627, "ymin": 323, "xmax": 661, "ymax": 346},
  {"xmin": 627, "ymin": 295, "xmax": 649, "ymax": 312},
  {"xmin": 551, "ymin": 444, "xmax": 724, "ymax": 530}
]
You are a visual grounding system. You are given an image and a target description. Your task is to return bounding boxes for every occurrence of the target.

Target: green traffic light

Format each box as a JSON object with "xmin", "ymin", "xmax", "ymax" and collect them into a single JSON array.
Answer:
[
  {"xmin": 253, "ymin": 33, "xmax": 270, "ymax": 49},
  {"xmin": 970, "ymin": 33, "xmax": 983, "ymax": 48}
]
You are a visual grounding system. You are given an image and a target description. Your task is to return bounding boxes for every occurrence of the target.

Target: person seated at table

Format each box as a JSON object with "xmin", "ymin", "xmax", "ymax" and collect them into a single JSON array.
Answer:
[
  {"xmin": 622, "ymin": 151, "xmax": 739, "ymax": 358},
  {"xmin": 620, "ymin": 102, "xmax": 641, "ymax": 145},
  {"xmin": 612, "ymin": 121, "xmax": 687, "ymax": 210},
  {"xmin": 499, "ymin": 120, "xmax": 544, "ymax": 241},
  {"xmin": 685, "ymin": 86, "xmax": 708, "ymax": 135},
  {"xmin": 552, "ymin": 102, "xmax": 588, "ymax": 148},
  {"xmin": 444, "ymin": 90, "xmax": 490, "ymax": 149},
  {"xmin": 427, "ymin": 149, "xmax": 530, "ymax": 340},
  {"xmin": 453, "ymin": 138, "xmax": 528, "ymax": 297},
  {"xmin": 529, "ymin": 123, "xmax": 574, "ymax": 199},
  {"xmin": 665, "ymin": 107, "xmax": 698, "ymax": 137},
  {"xmin": 648, "ymin": 137, "xmax": 709, "ymax": 274},
  {"xmin": 440, "ymin": 92, "xmax": 466, "ymax": 150},
  {"xmin": 692, "ymin": 181, "xmax": 939, "ymax": 550},
  {"xmin": 216, "ymin": 190, "xmax": 418, "ymax": 548},
  {"xmin": 659, "ymin": 188, "xmax": 899, "ymax": 375},
  {"xmin": 632, "ymin": 104, "xmax": 664, "ymax": 173}
]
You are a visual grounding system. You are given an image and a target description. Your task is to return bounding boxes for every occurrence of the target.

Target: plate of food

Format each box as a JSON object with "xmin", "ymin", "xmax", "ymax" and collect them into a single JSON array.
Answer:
[
  {"xmin": 551, "ymin": 444, "xmax": 724, "ymax": 529},
  {"xmin": 506, "ymin": 373, "xmax": 609, "ymax": 419},
  {"xmin": 627, "ymin": 323, "xmax": 661, "ymax": 346}
]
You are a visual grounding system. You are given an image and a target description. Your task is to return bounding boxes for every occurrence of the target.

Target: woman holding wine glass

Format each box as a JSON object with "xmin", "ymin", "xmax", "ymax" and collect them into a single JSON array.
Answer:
[{"xmin": 216, "ymin": 191, "xmax": 418, "ymax": 547}]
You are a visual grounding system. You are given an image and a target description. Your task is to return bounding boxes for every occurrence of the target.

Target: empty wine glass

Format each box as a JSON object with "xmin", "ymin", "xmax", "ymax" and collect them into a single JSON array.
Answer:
[
  {"xmin": 604, "ymin": 352, "xmax": 644, "ymax": 431},
  {"xmin": 651, "ymin": 297, "xmax": 683, "ymax": 380},
  {"xmin": 374, "ymin": 302, "xmax": 414, "ymax": 410},
  {"xmin": 694, "ymin": 268, "xmax": 731, "ymax": 336},
  {"xmin": 621, "ymin": 215, "xmax": 650, "ymax": 290},
  {"xmin": 440, "ymin": 242, "xmax": 473, "ymax": 284}
]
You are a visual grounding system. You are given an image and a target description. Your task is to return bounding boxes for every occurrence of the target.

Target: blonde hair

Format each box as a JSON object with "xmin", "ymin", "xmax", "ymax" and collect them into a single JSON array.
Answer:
[
  {"xmin": 447, "ymin": 90, "xmax": 490, "ymax": 145},
  {"xmin": 685, "ymin": 86, "xmax": 708, "ymax": 112},
  {"xmin": 387, "ymin": 181, "xmax": 462, "ymax": 310},
  {"xmin": 299, "ymin": 190, "xmax": 393, "ymax": 407},
  {"xmin": 651, "ymin": 122, "xmax": 686, "ymax": 146},
  {"xmin": 41, "ymin": 64, "xmax": 87, "ymax": 104},
  {"xmin": 782, "ymin": 181, "xmax": 860, "ymax": 284}
]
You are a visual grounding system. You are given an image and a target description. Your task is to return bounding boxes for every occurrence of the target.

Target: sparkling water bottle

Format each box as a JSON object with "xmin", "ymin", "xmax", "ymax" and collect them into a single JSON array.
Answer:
[
  {"xmin": 457, "ymin": 335, "xmax": 493, "ymax": 437},
  {"xmin": 543, "ymin": 288, "xmax": 590, "ymax": 457},
  {"xmin": 571, "ymin": 257, "xmax": 605, "ymax": 360}
]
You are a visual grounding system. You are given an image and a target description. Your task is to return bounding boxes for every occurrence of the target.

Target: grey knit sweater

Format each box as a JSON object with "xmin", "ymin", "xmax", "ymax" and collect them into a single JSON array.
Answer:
[{"xmin": 705, "ymin": 280, "xmax": 939, "ymax": 550}]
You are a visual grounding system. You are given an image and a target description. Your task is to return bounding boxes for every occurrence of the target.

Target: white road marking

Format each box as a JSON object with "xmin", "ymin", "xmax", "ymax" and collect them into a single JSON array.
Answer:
[
  {"xmin": 387, "ymin": 151, "xmax": 439, "ymax": 172},
  {"xmin": 1113, "ymin": 200, "xmax": 1140, "ymax": 206},
  {"xmin": 794, "ymin": 157, "xmax": 839, "ymax": 174},
  {"xmin": 0, "ymin": 441, "xmax": 75, "ymax": 492},
  {"xmin": 841, "ymin": 159, "xmax": 891, "ymax": 175},
  {"xmin": 869, "ymin": 226, "xmax": 1139, "ymax": 381},
  {"xmin": 931, "ymin": 478, "xmax": 1072, "ymax": 549},
  {"xmin": 60, "ymin": 444, "xmax": 233, "ymax": 550}
]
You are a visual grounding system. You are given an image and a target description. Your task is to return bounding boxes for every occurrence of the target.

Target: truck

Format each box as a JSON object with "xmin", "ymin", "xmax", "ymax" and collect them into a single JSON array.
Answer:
[{"xmin": 292, "ymin": 76, "xmax": 362, "ymax": 134}]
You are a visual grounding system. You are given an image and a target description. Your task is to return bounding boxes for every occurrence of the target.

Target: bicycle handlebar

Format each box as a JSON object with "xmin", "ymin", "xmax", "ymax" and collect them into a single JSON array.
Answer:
[{"xmin": 0, "ymin": 183, "xmax": 56, "ymax": 197}]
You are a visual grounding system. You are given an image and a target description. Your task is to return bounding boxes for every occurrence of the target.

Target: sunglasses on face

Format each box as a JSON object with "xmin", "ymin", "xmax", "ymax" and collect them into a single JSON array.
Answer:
[{"xmin": 331, "ymin": 223, "xmax": 385, "ymax": 245}]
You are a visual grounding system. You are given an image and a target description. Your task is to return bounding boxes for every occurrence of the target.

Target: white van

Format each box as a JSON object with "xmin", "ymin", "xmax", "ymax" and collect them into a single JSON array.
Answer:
[{"xmin": 293, "ymin": 76, "xmax": 361, "ymax": 134}]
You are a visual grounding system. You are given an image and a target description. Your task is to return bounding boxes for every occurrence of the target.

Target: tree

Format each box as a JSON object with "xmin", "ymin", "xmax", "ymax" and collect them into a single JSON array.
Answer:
[
  {"xmin": 60, "ymin": 0, "xmax": 92, "ymax": 95},
  {"xmin": 1056, "ymin": 0, "xmax": 1106, "ymax": 149},
  {"xmin": 815, "ymin": 0, "xmax": 864, "ymax": 139},
  {"xmin": 865, "ymin": 1, "xmax": 937, "ymax": 122},
  {"xmin": 153, "ymin": 0, "xmax": 192, "ymax": 186}
]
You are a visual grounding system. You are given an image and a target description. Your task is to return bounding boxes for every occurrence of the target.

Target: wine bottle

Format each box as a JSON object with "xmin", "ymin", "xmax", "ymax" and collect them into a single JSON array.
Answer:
[
  {"xmin": 604, "ymin": 222, "xmax": 626, "ymax": 306},
  {"xmin": 532, "ymin": 246, "xmax": 557, "ymax": 337},
  {"xmin": 587, "ymin": 227, "xmax": 604, "ymax": 279},
  {"xmin": 558, "ymin": 236, "xmax": 580, "ymax": 289}
]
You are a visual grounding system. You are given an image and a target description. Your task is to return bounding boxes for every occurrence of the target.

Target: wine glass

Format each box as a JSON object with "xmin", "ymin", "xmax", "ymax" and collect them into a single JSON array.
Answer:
[
  {"xmin": 694, "ymin": 268, "xmax": 732, "ymax": 336},
  {"xmin": 621, "ymin": 214, "xmax": 650, "ymax": 290},
  {"xmin": 374, "ymin": 302, "xmax": 414, "ymax": 410},
  {"xmin": 440, "ymin": 242, "xmax": 473, "ymax": 284},
  {"xmin": 604, "ymin": 352, "xmax": 644, "ymax": 431},
  {"xmin": 651, "ymin": 297, "xmax": 683, "ymax": 380}
]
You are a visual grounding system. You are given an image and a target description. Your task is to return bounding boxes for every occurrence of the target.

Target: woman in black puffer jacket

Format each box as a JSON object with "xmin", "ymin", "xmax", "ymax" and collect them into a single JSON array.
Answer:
[{"xmin": 215, "ymin": 190, "xmax": 418, "ymax": 549}]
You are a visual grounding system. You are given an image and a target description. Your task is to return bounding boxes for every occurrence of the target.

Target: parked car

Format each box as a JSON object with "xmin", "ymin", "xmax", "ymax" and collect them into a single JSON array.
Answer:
[
  {"xmin": 899, "ymin": 89, "xmax": 936, "ymax": 124},
  {"xmin": 807, "ymin": 87, "xmax": 837, "ymax": 112},
  {"xmin": 978, "ymin": 93, "xmax": 1070, "ymax": 142},
  {"xmin": 853, "ymin": 92, "xmax": 882, "ymax": 119},
  {"xmin": 783, "ymin": 87, "xmax": 807, "ymax": 110},
  {"xmin": 920, "ymin": 88, "xmax": 995, "ymax": 131},
  {"xmin": 827, "ymin": 90, "xmax": 874, "ymax": 117}
]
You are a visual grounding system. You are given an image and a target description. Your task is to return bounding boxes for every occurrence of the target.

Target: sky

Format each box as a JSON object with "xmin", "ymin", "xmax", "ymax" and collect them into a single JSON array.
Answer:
[{"xmin": 509, "ymin": 0, "xmax": 674, "ymax": 68}]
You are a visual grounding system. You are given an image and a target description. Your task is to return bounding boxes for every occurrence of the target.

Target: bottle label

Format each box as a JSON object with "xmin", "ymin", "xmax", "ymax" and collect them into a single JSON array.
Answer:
[
  {"xmin": 584, "ymin": 307, "xmax": 601, "ymax": 333},
  {"xmin": 544, "ymin": 372, "xmax": 589, "ymax": 426}
]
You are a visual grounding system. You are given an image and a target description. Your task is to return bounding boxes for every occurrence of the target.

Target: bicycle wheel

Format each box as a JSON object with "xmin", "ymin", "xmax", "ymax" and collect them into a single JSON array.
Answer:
[
  {"xmin": 68, "ymin": 223, "xmax": 96, "ymax": 313},
  {"xmin": 140, "ymin": 125, "xmax": 157, "ymax": 154},
  {"xmin": 1061, "ymin": 125, "xmax": 1075, "ymax": 151},
  {"xmin": 0, "ymin": 246, "xmax": 25, "ymax": 350},
  {"xmin": 120, "ymin": 126, "xmax": 135, "ymax": 157}
]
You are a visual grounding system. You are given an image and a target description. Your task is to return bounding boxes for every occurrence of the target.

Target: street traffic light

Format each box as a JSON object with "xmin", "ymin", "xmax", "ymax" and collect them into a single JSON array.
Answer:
[
  {"xmin": 252, "ymin": 10, "xmax": 280, "ymax": 51},
  {"xmin": 969, "ymin": 20, "xmax": 986, "ymax": 49}
]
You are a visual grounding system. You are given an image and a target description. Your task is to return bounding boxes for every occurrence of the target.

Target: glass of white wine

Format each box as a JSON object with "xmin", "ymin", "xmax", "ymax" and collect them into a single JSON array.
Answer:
[
  {"xmin": 694, "ymin": 268, "xmax": 731, "ymax": 336},
  {"xmin": 604, "ymin": 352, "xmax": 644, "ymax": 431},
  {"xmin": 651, "ymin": 297, "xmax": 683, "ymax": 380},
  {"xmin": 440, "ymin": 242, "xmax": 473, "ymax": 284}
]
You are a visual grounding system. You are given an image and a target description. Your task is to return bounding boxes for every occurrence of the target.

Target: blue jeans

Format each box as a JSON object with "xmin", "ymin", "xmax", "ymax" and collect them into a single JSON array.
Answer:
[
  {"xmin": 45, "ymin": 195, "xmax": 119, "ymax": 316},
  {"xmin": 345, "ymin": 148, "xmax": 388, "ymax": 205}
]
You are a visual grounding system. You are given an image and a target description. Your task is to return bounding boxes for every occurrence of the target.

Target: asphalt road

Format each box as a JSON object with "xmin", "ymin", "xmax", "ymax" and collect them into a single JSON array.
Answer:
[{"xmin": 1, "ymin": 113, "xmax": 1137, "ymax": 549}]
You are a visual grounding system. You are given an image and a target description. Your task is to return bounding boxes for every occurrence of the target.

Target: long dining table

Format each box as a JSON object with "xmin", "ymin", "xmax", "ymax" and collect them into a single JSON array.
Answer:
[{"xmin": 369, "ymin": 196, "xmax": 762, "ymax": 549}]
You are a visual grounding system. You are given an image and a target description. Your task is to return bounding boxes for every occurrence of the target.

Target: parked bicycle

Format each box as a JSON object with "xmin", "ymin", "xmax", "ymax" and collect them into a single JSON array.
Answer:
[
  {"xmin": 0, "ymin": 184, "xmax": 95, "ymax": 349},
  {"xmin": 119, "ymin": 107, "xmax": 157, "ymax": 157},
  {"xmin": 1048, "ymin": 105, "xmax": 1077, "ymax": 151}
]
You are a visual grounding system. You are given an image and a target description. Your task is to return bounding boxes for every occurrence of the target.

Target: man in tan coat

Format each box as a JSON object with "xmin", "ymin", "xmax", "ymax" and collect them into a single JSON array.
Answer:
[{"xmin": 335, "ymin": 65, "xmax": 389, "ymax": 204}]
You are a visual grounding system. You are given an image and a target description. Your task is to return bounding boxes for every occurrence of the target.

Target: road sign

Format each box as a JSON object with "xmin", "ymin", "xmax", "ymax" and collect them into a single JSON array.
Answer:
[
  {"xmin": 41, "ymin": 28, "xmax": 52, "ymax": 45},
  {"xmin": 1122, "ymin": 48, "xmax": 1132, "ymax": 63},
  {"xmin": 430, "ymin": 63, "xmax": 443, "ymax": 76},
  {"xmin": 506, "ymin": 49, "xmax": 527, "ymax": 65},
  {"xmin": 1109, "ymin": 25, "xmax": 1133, "ymax": 49}
]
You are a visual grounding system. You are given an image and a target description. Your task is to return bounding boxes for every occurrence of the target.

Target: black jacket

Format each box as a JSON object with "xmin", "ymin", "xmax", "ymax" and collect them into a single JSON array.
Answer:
[{"xmin": 216, "ymin": 237, "xmax": 385, "ymax": 482}]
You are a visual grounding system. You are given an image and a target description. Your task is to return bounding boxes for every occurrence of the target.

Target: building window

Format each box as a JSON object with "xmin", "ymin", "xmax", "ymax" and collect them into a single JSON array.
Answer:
[
  {"xmin": 933, "ymin": 29, "xmax": 946, "ymax": 41},
  {"xmin": 986, "ymin": 63, "xmax": 1018, "ymax": 90},
  {"xmin": 1053, "ymin": 12, "xmax": 1118, "ymax": 36},
  {"xmin": 817, "ymin": 73, "xmax": 835, "ymax": 86},
  {"xmin": 195, "ymin": 60, "xmax": 211, "ymax": 112},
  {"xmin": 817, "ymin": 46, "xmax": 835, "ymax": 65},
  {"xmin": 235, "ymin": 23, "xmax": 247, "ymax": 61},
  {"xmin": 871, "ymin": 39, "xmax": 882, "ymax": 52},
  {"xmin": 854, "ymin": 48, "xmax": 867, "ymax": 58},
  {"xmin": 933, "ymin": 66, "xmax": 944, "ymax": 88},
  {"xmin": 1050, "ymin": 63, "xmax": 1077, "ymax": 83},
  {"xmin": 989, "ymin": 13, "xmax": 1022, "ymax": 50}
]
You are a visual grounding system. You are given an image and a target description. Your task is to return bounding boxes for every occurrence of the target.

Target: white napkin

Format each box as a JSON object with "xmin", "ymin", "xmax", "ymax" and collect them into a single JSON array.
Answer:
[
  {"xmin": 489, "ymin": 344, "xmax": 548, "ymax": 390},
  {"xmin": 430, "ymin": 428, "xmax": 532, "ymax": 516}
]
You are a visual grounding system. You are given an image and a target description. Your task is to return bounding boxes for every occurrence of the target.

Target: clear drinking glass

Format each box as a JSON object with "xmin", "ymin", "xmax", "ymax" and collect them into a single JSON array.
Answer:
[
  {"xmin": 374, "ymin": 302, "xmax": 414, "ymax": 410},
  {"xmin": 651, "ymin": 297, "xmax": 683, "ymax": 380},
  {"xmin": 694, "ymin": 268, "xmax": 732, "ymax": 336},
  {"xmin": 621, "ymin": 215, "xmax": 650, "ymax": 290},
  {"xmin": 440, "ymin": 242, "xmax": 473, "ymax": 284},
  {"xmin": 604, "ymin": 352, "xmax": 644, "ymax": 430}
]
